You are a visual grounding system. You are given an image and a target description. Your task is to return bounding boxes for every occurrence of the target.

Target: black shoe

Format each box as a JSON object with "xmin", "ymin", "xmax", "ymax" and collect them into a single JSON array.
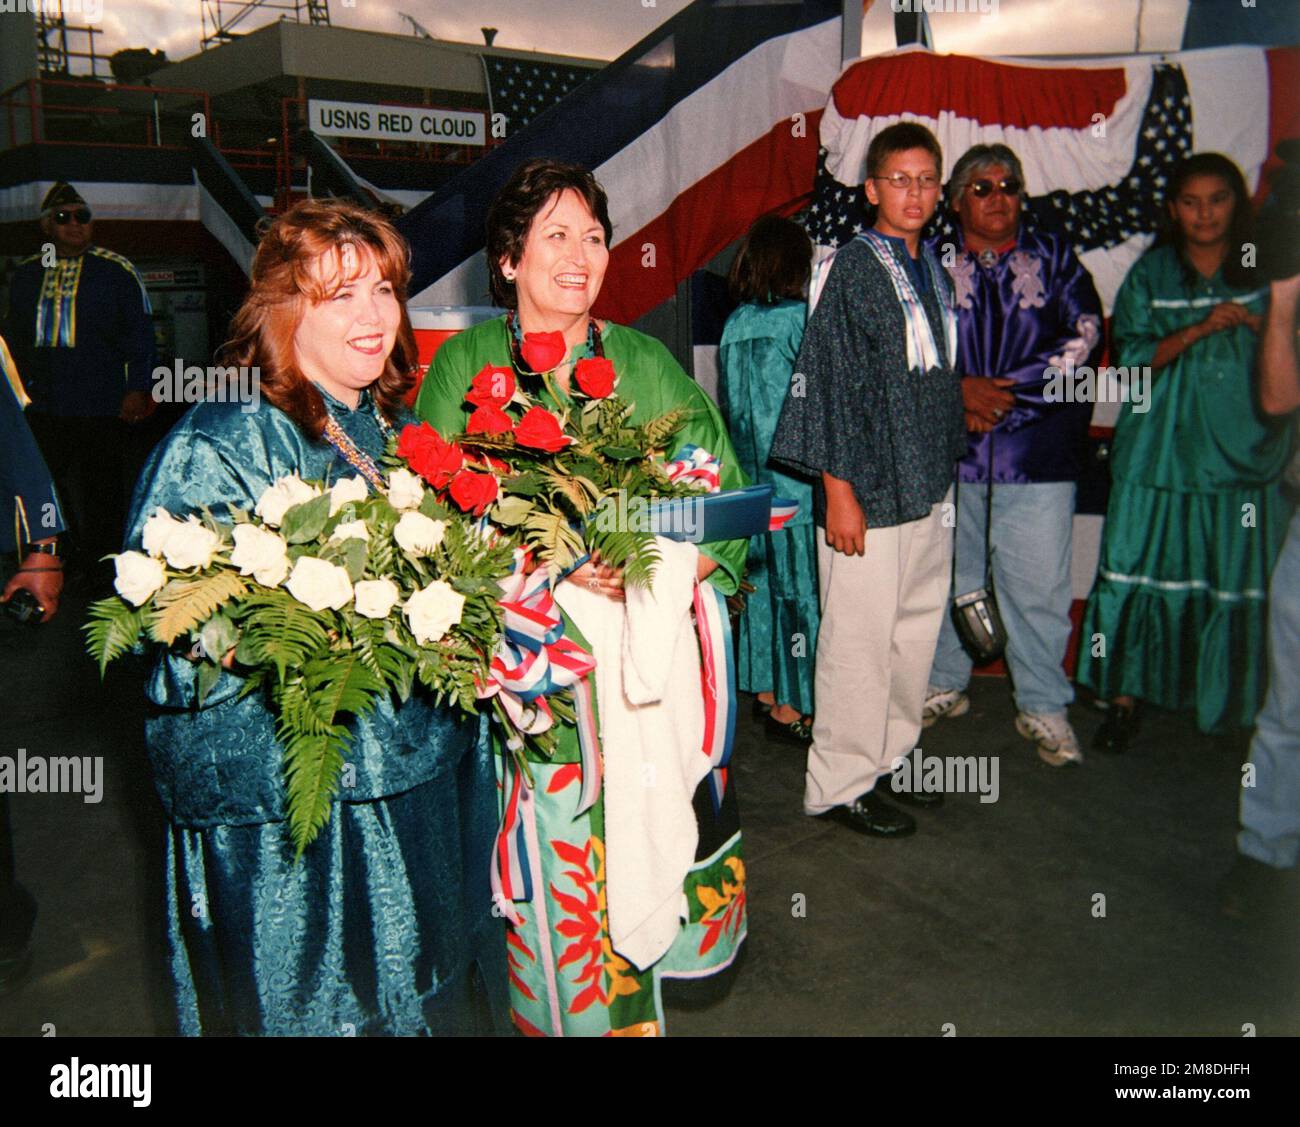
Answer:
[
  {"xmin": 764, "ymin": 712, "xmax": 813, "ymax": 748},
  {"xmin": 817, "ymin": 789, "xmax": 916, "ymax": 838},
  {"xmin": 882, "ymin": 774, "xmax": 944, "ymax": 808},
  {"xmin": 1093, "ymin": 702, "xmax": 1140, "ymax": 753}
]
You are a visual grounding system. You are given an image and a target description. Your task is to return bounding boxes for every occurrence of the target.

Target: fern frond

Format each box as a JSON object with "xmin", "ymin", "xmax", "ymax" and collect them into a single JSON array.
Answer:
[
  {"xmin": 233, "ymin": 593, "xmax": 331, "ymax": 681},
  {"xmin": 150, "ymin": 571, "xmax": 247, "ymax": 645},
  {"xmin": 83, "ymin": 597, "xmax": 147, "ymax": 676}
]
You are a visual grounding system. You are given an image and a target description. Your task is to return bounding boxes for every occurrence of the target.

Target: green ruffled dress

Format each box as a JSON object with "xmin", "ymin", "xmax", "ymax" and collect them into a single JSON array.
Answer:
[
  {"xmin": 1077, "ymin": 246, "xmax": 1293, "ymax": 731},
  {"xmin": 125, "ymin": 386, "xmax": 509, "ymax": 1035}
]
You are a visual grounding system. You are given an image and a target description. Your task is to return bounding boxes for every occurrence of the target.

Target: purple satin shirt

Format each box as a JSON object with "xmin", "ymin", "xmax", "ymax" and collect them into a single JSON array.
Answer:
[{"xmin": 929, "ymin": 226, "xmax": 1103, "ymax": 484}]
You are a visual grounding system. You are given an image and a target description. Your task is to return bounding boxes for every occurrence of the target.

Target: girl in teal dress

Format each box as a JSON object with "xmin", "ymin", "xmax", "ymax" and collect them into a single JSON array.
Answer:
[
  {"xmin": 719, "ymin": 216, "xmax": 820, "ymax": 744},
  {"xmin": 125, "ymin": 200, "xmax": 508, "ymax": 1035},
  {"xmin": 1079, "ymin": 154, "xmax": 1293, "ymax": 743}
]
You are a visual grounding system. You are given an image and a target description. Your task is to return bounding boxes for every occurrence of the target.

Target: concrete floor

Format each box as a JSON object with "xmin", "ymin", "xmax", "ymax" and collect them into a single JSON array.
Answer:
[{"xmin": 2, "ymin": 586, "xmax": 1296, "ymax": 1036}]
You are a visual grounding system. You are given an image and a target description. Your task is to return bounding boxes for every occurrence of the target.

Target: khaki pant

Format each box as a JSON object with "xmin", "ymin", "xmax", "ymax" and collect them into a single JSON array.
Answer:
[{"xmin": 804, "ymin": 495, "xmax": 953, "ymax": 814}]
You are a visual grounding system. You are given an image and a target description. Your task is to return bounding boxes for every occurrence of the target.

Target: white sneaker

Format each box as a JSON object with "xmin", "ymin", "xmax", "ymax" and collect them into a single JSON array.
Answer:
[
  {"xmin": 923, "ymin": 686, "xmax": 970, "ymax": 728},
  {"xmin": 1016, "ymin": 711, "xmax": 1083, "ymax": 767}
]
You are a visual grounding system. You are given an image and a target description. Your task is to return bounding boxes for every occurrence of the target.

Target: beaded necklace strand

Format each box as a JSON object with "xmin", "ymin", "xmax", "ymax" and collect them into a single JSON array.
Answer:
[{"xmin": 321, "ymin": 398, "xmax": 394, "ymax": 493}]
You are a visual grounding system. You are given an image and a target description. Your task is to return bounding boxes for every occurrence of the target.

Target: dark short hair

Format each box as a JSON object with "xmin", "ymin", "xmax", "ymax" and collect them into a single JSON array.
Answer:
[
  {"xmin": 866, "ymin": 122, "xmax": 943, "ymax": 180},
  {"xmin": 728, "ymin": 215, "xmax": 812, "ymax": 304},
  {"xmin": 485, "ymin": 159, "xmax": 613, "ymax": 309}
]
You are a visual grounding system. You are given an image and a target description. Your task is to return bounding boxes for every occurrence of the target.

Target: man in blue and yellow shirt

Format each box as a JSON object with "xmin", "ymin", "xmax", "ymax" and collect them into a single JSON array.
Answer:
[{"xmin": 3, "ymin": 182, "xmax": 155, "ymax": 579}]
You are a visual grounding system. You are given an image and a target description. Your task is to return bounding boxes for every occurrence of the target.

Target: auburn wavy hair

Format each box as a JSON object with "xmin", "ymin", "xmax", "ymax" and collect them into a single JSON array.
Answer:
[{"xmin": 220, "ymin": 198, "xmax": 418, "ymax": 440}]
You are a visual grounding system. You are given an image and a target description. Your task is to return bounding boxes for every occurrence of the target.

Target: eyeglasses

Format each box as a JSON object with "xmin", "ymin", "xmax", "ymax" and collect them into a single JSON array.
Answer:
[
  {"xmin": 872, "ymin": 172, "xmax": 941, "ymax": 192},
  {"xmin": 53, "ymin": 209, "xmax": 92, "ymax": 225},
  {"xmin": 967, "ymin": 178, "xmax": 1022, "ymax": 199}
]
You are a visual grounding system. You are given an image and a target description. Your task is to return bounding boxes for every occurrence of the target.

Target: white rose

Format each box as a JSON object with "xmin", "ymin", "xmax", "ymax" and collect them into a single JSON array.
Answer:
[
  {"xmin": 329, "ymin": 475, "xmax": 370, "ymax": 515},
  {"xmin": 254, "ymin": 474, "xmax": 321, "ymax": 527},
  {"xmin": 285, "ymin": 557, "xmax": 354, "ymax": 612},
  {"xmin": 113, "ymin": 551, "xmax": 167, "ymax": 606},
  {"xmin": 386, "ymin": 467, "xmax": 426, "ymax": 512},
  {"xmin": 403, "ymin": 580, "xmax": 465, "ymax": 645},
  {"xmin": 393, "ymin": 511, "xmax": 446, "ymax": 556},
  {"xmin": 354, "ymin": 578, "xmax": 401, "ymax": 620},
  {"xmin": 230, "ymin": 523, "xmax": 290, "ymax": 587},
  {"xmin": 141, "ymin": 508, "xmax": 183, "ymax": 558},
  {"xmin": 330, "ymin": 519, "xmax": 370, "ymax": 544},
  {"xmin": 160, "ymin": 516, "xmax": 222, "ymax": 570}
]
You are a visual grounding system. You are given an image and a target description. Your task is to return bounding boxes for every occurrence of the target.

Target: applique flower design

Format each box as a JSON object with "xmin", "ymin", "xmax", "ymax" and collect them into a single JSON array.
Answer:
[{"xmin": 696, "ymin": 856, "xmax": 747, "ymax": 956}]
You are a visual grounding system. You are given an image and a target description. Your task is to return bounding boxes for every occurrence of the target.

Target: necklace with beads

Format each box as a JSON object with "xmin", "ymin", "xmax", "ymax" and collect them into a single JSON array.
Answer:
[{"xmin": 320, "ymin": 398, "xmax": 394, "ymax": 493}]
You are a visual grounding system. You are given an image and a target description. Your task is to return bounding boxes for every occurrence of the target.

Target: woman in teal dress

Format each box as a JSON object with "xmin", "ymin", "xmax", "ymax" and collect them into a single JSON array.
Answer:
[
  {"xmin": 1079, "ymin": 153, "xmax": 1293, "ymax": 746},
  {"xmin": 415, "ymin": 159, "xmax": 749, "ymax": 1036},
  {"xmin": 125, "ymin": 200, "xmax": 508, "ymax": 1035},
  {"xmin": 719, "ymin": 216, "xmax": 819, "ymax": 745}
]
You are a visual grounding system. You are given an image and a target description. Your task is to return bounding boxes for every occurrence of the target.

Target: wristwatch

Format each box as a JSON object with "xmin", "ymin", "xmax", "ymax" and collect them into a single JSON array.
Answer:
[{"xmin": 26, "ymin": 540, "xmax": 59, "ymax": 558}]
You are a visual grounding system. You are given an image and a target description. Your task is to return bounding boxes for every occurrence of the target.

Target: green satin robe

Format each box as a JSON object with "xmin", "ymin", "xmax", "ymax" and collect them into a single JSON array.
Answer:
[{"xmin": 124, "ymin": 385, "xmax": 508, "ymax": 1035}]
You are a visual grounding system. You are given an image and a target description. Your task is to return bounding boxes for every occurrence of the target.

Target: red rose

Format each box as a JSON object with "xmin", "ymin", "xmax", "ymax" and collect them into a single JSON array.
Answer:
[
  {"xmin": 520, "ymin": 331, "xmax": 567, "ymax": 373},
  {"xmin": 397, "ymin": 422, "xmax": 463, "ymax": 490},
  {"xmin": 467, "ymin": 404, "xmax": 514, "ymax": 435},
  {"xmin": 514, "ymin": 406, "xmax": 573, "ymax": 453},
  {"xmin": 449, "ymin": 470, "xmax": 499, "ymax": 515},
  {"xmin": 466, "ymin": 364, "xmax": 515, "ymax": 408},
  {"xmin": 574, "ymin": 357, "xmax": 616, "ymax": 399}
]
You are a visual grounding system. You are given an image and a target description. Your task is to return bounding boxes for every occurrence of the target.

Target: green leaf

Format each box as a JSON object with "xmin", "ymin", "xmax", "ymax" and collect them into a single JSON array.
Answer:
[
  {"xmin": 150, "ymin": 571, "xmax": 248, "ymax": 646},
  {"xmin": 322, "ymin": 537, "xmax": 367, "ymax": 582},
  {"xmin": 194, "ymin": 658, "xmax": 221, "ymax": 709},
  {"xmin": 599, "ymin": 444, "xmax": 642, "ymax": 462},
  {"xmin": 198, "ymin": 610, "xmax": 239, "ymax": 662},
  {"xmin": 418, "ymin": 492, "xmax": 453, "ymax": 521},
  {"xmin": 280, "ymin": 493, "xmax": 331, "ymax": 544},
  {"xmin": 502, "ymin": 471, "xmax": 546, "ymax": 497},
  {"xmin": 492, "ymin": 494, "xmax": 533, "ymax": 527}
]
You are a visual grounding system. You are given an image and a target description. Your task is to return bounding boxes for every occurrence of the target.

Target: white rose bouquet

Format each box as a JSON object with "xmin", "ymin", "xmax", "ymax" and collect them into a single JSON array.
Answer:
[{"xmin": 85, "ymin": 471, "xmax": 531, "ymax": 855}]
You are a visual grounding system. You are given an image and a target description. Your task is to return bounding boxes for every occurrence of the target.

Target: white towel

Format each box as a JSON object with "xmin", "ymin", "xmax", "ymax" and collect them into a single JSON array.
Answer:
[{"xmin": 554, "ymin": 538, "xmax": 708, "ymax": 971}]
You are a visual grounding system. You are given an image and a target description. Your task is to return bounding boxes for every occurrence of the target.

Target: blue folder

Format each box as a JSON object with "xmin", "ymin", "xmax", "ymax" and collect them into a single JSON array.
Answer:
[{"xmin": 647, "ymin": 484, "xmax": 775, "ymax": 544}]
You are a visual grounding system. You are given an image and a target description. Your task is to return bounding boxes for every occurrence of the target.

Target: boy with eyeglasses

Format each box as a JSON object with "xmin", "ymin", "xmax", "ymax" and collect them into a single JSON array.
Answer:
[
  {"xmin": 3, "ymin": 182, "xmax": 156, "ymax": 586},
  {"xmin": 920, "ymin": 143, "xmax": 1103, "ymax": 768},
  {"xmin": 771, "ymin": 122, "xmax": 965, "ymax": 837}
]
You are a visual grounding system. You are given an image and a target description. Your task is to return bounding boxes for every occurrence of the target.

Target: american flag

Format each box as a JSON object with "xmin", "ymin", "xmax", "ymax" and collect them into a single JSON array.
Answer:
[
  {"xmin": 483, "ymin": 57, "xmax": 596, "ymax": 134},
  {"xmin": 804, "ymin": 63, "xmax": 1193, "ymax": 268}
]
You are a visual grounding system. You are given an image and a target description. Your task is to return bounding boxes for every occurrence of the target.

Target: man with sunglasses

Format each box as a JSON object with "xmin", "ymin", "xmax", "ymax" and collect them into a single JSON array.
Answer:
[
  {"xmin": 3, "ymin": 182, "xmax": 156, "ymax": 586},
  {"xmin": 922, "ymin": 144, "xmax": 1103, "ymax": 767}
]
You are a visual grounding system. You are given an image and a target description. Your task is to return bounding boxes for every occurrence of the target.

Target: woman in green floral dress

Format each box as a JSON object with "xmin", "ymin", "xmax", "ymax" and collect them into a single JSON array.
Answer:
[{"xmin": 416, "ymin": 159, "xmax": 749, "ymax": 1036}]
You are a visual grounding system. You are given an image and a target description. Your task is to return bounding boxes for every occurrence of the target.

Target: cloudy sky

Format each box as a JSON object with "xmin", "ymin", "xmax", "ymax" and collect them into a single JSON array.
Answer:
[{"xmin": 80, "ymin": 0, "xmax": 1192, "ymax": 70}]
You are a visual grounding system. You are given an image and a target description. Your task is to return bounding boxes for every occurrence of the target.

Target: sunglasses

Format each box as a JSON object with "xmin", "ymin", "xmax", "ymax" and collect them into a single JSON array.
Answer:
[
  {"xmin": 53, "ymin": 209, "xmax": 92, "ymax": 225},
  {"xmin": 967, "ymin": 178, "xmax": 1022, "ymax": 199}
]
